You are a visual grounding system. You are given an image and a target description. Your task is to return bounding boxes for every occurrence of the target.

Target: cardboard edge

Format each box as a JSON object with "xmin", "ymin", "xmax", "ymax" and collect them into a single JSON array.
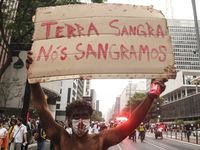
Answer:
[{"xmin": 28, "ymin": 73, "xmax": 177, "ymax": 84}]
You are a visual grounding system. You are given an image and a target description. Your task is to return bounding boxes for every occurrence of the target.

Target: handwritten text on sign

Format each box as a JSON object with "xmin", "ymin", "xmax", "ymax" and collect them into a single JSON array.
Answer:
[
  {"xmin": 37, "ymin": 20, "xmax": 166, "ymax": 61},
  {"xmin": 28, "ymin": 4, "xmax": 176, "ymax": 83}
]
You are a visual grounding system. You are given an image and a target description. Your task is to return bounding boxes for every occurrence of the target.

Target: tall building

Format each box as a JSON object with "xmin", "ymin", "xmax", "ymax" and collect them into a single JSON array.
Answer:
[
  {"xmin": 158, "ymin": 19, "xmax": 200, "ymax": 123},
  {"xmin": 146, "ymin": 19, "xmax": 200, "ymax": 91},
  {"xmin": 115, "ymin": 97, "xmax": 120, "ymax": 115},
  {"xmin": 120, "ymin": 80, "xmax": 146, "ymax": 112},
  {"xmin": 83, "ymin": 80, "xmax": 91, "ymax": 97},
  {"xmin": 90, "ymin": 89, "xmax": 96, "ymax": 110},
  {"xmin": 82, "ymin": 79, "xmax": 97, "ymax": 109},
  {"xmin": 96, "ymin": 100, "xmax": 99, "ymax": 111},
  {"xmin": 167, "ymin": 19, "xmax": 200, "ymax": 71},
  {"xmin": 147, "ymin": 19, "xmax": 200, "ymax": 91},
  {"xmin": 56, "ymin": 79, "xmax": 84, "ymax": 121}
]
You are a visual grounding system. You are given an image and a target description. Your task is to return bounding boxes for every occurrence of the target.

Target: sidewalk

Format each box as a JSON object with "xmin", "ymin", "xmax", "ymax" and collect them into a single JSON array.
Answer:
[{"xmin": 28, "ymin": 138, "xmax": 37, "ymax": 148}]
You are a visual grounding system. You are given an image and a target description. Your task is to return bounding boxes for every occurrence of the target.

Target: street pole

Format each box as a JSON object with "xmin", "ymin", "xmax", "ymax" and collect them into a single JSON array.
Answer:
[
  {"xmin": 21, "ymin": 80, "xmax": 30, "ymax": 124},
  {"xmin": 191, "ymin": 0, "xmax": 200, "ymax": 61}
]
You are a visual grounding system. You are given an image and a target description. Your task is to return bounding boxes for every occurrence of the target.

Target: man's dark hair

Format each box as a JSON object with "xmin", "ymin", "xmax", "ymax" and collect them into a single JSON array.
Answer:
[
  {"xmin": 12, "ymin": 119, "xmax": 17, "ymax": 125},
  {"xmin": 18, "ymin": 117, "xmax": 23, "ymax": 123},
  {"xmin": 0, "ymin": 119, "xmax": 4, "ymax": 124},
  {"xmin": 66, "ymin": 99, "xmax": 93, "ymax": 118}
]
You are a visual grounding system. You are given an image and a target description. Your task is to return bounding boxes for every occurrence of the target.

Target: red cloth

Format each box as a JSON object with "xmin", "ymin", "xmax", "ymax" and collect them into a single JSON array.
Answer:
[{"xmin": 0, "ymin": 132, "xmax": 9, "ymax": 150}]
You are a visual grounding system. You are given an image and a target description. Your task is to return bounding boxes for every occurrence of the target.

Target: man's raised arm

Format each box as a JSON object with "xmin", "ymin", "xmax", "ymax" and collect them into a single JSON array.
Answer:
[{"xmin": 26, "ymin": 51, "xmax": 61, "ymax": 142}]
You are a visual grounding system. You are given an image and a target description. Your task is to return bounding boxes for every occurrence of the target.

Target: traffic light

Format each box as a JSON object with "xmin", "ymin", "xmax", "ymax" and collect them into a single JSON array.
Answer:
[{"xmin": 158, "ymin": 115, "xmax": 161, "ymax": 119}]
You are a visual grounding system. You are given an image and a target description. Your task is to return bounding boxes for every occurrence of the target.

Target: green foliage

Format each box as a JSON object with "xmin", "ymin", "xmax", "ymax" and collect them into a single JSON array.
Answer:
[
  {"xmin": 173, "ymin": 119, "xmax": 184, "ymax": 125},
  {"xmin": 0, "ymin": 78, "xmax": 24, "ymax": 107},
  {"xmin": 0, "ymin": 0, "xmax": 80, "ymax": 79},
  {"xmin": 194, "ymin": 120, "xmax": 200, "ymax": 128},
  {"xmin": 91, "ymin": 110, "xmax": 105, "ymax": 122},
  {"xmin": 122, "ymin": 92, "xmax": 163, "ymax": 122},
  {"xmin": 91, "ymin": 0, "xmax": 103, "ymax": 3},
  {"xmin": 32, "ymin": 109, "xmax": 38, "ymax": 118}
]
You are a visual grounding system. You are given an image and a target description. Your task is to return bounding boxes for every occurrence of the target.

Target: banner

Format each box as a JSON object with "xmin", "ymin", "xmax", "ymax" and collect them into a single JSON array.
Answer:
[{"xmin": 28, "ymin": 4, "xmax": 176, "ymax": 83}]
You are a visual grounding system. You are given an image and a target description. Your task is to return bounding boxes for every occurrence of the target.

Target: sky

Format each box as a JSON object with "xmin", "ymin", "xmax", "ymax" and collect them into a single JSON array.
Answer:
[{"xmin": 90, "ymin": 0, "xmax": 200, "ymax": 115}]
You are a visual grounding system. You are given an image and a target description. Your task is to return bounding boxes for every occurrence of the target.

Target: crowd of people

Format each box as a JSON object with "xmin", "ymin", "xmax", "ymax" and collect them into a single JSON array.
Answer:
[
  {"xmin": 0, "ymin": 113, "xmax": 195, "ymax": 150},
  {"xmin": 0, "ymin": 114, "xmax": 127, "ymax": 150},
  {"xmin": 0, "ymin": 115, "xmax": 47, "ymax": 150}
]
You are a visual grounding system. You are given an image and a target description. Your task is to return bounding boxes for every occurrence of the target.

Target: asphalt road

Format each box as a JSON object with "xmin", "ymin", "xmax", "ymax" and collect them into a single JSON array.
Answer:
[
  {"xmin": 109, "ymin": 132, "xmax": 200, "ymax": 150},
  {"xmin": 29, "ymin": 132, "xmax": 200, "ymax": 150}
]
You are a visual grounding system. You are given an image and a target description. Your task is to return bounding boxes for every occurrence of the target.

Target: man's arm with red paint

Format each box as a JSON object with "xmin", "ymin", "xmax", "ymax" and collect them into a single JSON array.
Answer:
[{"xmin": 26, "ymin": 51, "xmax": 62, "ymax": 144}]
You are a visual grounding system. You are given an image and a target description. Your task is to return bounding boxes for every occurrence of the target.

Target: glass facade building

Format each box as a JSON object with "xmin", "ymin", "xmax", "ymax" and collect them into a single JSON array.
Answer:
[{"xmin": 167, "ymin": 19, "xmax": 200, "ymax": 71}]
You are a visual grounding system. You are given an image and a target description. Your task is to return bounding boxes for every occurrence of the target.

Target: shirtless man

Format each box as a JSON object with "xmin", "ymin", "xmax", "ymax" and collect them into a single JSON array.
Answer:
[{"xmin": 26, "ymin": 51, "xmax": 168, "ymax": 150}]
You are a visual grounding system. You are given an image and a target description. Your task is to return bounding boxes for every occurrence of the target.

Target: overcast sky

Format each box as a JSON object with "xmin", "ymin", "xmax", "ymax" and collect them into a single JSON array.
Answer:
[{"xmin": 90, "ymin": 0, "xmax": 200, "ymax": 115}]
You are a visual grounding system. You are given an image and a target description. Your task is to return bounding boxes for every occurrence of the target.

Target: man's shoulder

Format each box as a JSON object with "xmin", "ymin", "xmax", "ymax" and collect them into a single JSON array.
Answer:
[{"xmin": 20, "ymin": 124, "xmax": 26, "ymax": 128}]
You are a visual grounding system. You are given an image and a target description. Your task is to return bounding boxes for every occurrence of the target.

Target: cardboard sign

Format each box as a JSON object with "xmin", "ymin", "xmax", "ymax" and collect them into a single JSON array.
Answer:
[{"xmin": 28, "ymin": 4, "xmax": 176, "ymax": 83}]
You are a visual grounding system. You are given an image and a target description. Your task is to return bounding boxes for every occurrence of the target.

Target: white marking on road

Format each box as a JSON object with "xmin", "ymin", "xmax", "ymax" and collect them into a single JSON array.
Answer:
[
  {"xmin": 144, "ymin": 140, "xmax": 167, "ymax": 150},
  {"xmin": 117, "ymin": 144, "xmax": 122, "ymax": 150},
  {"xmin": 146, "ymin": 133, "xmax": 200, "ymax": 147}
]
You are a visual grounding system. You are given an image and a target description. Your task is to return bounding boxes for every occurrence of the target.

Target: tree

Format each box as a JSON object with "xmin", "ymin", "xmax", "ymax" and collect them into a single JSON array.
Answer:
[
  {"xmin": 122, "ymin": 92, "xmax": 161, "ymax": 123},
  {"xmin": 194, "ymin": 120, "xmax": 200, "ymax": 128},
  {"xmin": 0, "ymin": 0, "xmax": 81, "ymax": 79},
  {"xmin": 91, "ymin": 110, "xmax": 105, "ymax": 122},
  {"xmin": 91, "ymin": 0, "xmax": 104, "ymax": 3},
  {"xmin": 0, "ymin": 77, "xmax": 24, "ymax": 107}
]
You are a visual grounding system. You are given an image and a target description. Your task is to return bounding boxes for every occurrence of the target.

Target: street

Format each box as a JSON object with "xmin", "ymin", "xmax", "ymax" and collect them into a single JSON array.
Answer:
[
  {"xmin": 29, "ymin": 132, "xmax": 200, "ymax": 150},
  {"xmin": 109, "ymin": 132, "xmax": 200, "ymax": 150}
]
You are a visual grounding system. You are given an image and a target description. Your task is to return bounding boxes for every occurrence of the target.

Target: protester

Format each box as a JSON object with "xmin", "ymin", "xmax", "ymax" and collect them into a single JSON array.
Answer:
[
  {"xmin": 139, "ymin": 122, "xmax": 145, "ymax": 140},
  {"xmin": 36, "ymin": 122, "xmax": 47, "ymax": 150},
  {"xmin": 27, "ymin": 118, "xmax": 31, "ymax": 130},
  {"xmin": 0, "ymin": 119, "xmax": 8, "ymax": 150},
  {"xmin": 132, "ymin": 128, "xmax": 137, "ymax": 142},
  {"xmin": 9, "ymin": 117, "xmax": 27, "ymax": 150},
  {"xmin": 99, "ymin": 122, "xmax": 107, "ymax": 132},
  {"xmin": 93, "ymin": 121, "xmax": 100, "ymax": 134},
  {"xmin": 65, "ymin": 122, "xmax": 72, "ymax": 134},
  {"xmin": 8, "ymin": 119, "xmax": 17, "ymax": 149},
  {"xmin": 184, "ymin": 123, "xmax": 191, "ymax": 142},
  {"xmin": 23, "ymin": 124, "xmax": 32, "ymax": 150},
  {"xmin": 26, "ymin": 51, "xmax": 168, "ymax": 149}
]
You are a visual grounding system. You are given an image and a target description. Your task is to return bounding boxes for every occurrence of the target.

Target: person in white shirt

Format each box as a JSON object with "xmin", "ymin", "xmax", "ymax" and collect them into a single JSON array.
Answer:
[
  {"xmin": 65, "ymin": 122, "xmax": 72, "ymax": 134},
  {"xmin": 10, "ymin": 117, "xmax": 28, "ymax": 150},
  {"xmin": 93, "ymin": 122, "xmax": 100, "ymax": 134}
]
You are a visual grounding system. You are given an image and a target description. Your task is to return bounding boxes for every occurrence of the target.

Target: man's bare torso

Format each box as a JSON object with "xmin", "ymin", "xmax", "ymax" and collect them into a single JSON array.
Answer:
[{"xmin": 53, "ymin": 128, "xmax": 108, "ymax": 150}]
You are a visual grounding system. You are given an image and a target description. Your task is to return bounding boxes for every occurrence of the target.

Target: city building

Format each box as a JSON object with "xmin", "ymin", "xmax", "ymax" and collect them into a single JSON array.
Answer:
[
  {"xmin": 82, "ymin": 80, "xmax": 97, "ymax": 110},
  {"xmin": 114, "ymin": 97, "xmax": 120, "ymax": 115},
  {"xmin": 158, "ymin": 19, "xmax": 200, "ymax": 123},
  {"xmin": 41, "ymin": 81, "xmax": 61, "ymax": 119},
  {"xmin": 56, "ymin": 79, "xmax": 84, "ymax": 121},
  {"xmin": 90, "ymin": 89, "xmax": 97, "ymax": 110},
  {"xmin": 106, "ymin": 80, "xmax": 146, "ymax": 121},
  {"xmin": 161, "ymin": 70, "xmax": 200, "ymax": 123},
  {"xmin": 167, "ymin": 19, "xmax": 200, "ymax": 71},
  {"xmin": 120, "ymin": 80, "xmax": 146, "ymax": 112},
  {"xmin": 146, "ymin": 19, "xmax": 200, "ymax": 91},
  {"xmin": 96, "ymin": 100, "xmax": 99, "ymax": 111}
]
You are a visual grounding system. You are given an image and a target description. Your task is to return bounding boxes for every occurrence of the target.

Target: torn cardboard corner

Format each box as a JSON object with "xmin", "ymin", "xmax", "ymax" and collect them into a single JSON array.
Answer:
[{"xmin": 28, "ymin": 3, "xmax": 177, "ymax": 83}]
